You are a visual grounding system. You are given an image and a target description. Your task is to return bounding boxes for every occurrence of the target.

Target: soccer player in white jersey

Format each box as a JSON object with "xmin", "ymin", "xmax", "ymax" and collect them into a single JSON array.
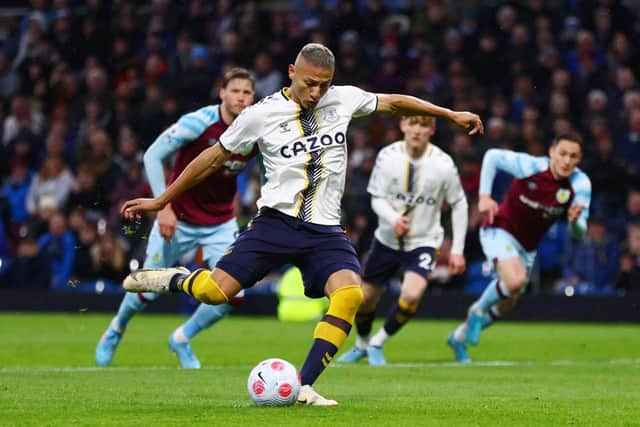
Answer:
[
  {"xmin": 448, "ymin": 133, "xmax": 591, "ymax": 363},
  {"xmin": 338, "ymin": 115, "xmax": 468, "ymax": 365},
  {"xmin": 95, "ymin": 68, "xmax": 255, "ymax": 368},
  {"xmin": 118, "ymin": 43, "xmax": 483, "ymax": 406}
]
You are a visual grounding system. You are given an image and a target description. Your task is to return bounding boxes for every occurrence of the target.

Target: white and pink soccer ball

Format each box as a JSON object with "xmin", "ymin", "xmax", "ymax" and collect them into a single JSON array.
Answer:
[{"xmin": 247, "ymin": 358, "xmax": 301, "ymax": 406}]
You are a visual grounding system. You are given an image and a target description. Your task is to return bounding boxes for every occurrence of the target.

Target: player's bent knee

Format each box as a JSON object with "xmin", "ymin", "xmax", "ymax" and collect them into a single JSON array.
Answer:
[
  {"xmin": 314, "ymin": 285, "xmax": 363, "ymax": 348},
  {"xmin": 186, "ymin": 270, "xmax": 229, "ymax": 305},
  {"xmin": 329, "ymin": 285, "xmax": 363, "ymax": 319},
  {"xmin": 504, "ymin": 275, "xmax": 527, "ymax": 293},
  {"xmin": 399, "ymin": 296, "xmax": 420, "ymax": 313},
  {"xmin": 400, "ymin": 291, "xmax": 422, "ymax": 307}
]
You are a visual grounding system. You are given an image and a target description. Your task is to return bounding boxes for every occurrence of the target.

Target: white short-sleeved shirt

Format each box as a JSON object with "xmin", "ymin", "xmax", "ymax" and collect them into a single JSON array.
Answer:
[
  {"xmin": 220, "ymin": 85, "xmax": 377, "ymax": 225},
  {"xmin": 367, "ymin": 141, "xmax": 466, "ymax": 251}
]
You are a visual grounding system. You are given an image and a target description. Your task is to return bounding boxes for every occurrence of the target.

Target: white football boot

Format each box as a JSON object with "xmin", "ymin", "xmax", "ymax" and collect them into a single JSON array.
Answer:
[
  {"xmin": 123, "ymin": 267, "xmax": 190, "ymax": 293},
  {"xmin": 296, "ymin": 385, "xmax": 339, "ymax": 407}
]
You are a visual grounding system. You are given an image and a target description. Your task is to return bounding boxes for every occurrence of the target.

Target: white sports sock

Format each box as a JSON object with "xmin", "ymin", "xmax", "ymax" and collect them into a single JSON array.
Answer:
[
  {"xmin": 369, "ymin": 328, "xmax": 389, "ymax": 348},
  {"xmin": 355, "ymin": 335, "xmax": 369, "ymax": 351},
  {"xmin": 111, "ymin": 317, "xmax": 123, "ymax": 334},
  {"xmin": 453, "ymin": 323, "xmax": 467, "ymax": 342},
  {"xmin": 172, "ymin": 326, "xmax": 189, "ymax": 343},
  {"xmin": 470, "ymin": 302, "xmax": 482, "ymax": 315}
]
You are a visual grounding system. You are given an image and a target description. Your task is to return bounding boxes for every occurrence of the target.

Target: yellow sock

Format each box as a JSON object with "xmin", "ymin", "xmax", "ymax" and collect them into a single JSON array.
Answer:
[
  {"xmin": 314, "ymin": 285, "xmax": 363, "ymax": 348},
  {"xmin": 180, "ymin": 269, "xmax": 229, "ymax": 305}
]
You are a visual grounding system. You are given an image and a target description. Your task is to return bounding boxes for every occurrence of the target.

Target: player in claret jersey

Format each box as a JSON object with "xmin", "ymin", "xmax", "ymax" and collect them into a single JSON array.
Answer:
[
  {"xmin": 95, "ymin": 68, "xmax": 256, "ymax": 369},
  {"xmin": 118, "ymin": 43, "xmax": 483, "ymax": 405},
  {"xmin": 447, "ymin": 132, "xmax": 591, "ymax": 363}
]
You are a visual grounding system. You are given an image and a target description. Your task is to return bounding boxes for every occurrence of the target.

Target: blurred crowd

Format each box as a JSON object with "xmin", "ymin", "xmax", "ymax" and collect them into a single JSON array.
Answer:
[{"xmin": 0, "ymin": 0, "xmax": 639, "ymax": 295}]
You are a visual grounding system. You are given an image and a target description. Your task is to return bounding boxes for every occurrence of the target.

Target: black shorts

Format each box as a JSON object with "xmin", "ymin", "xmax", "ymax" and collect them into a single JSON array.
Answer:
[
  {"xmin": 216, "ymin": 208, "xmax": 360, "ymax": 298},
  {"xmin": 361, "ymin": 238, "xmax": 436, "ymax": 287}
]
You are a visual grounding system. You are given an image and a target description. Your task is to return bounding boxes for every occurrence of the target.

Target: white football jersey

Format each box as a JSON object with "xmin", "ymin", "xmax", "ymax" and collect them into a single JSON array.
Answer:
[
  {"xmin": 368, "ymin": 141, "xmax": 466, "ymax": 251},
  {"xmin": 220, "ymin": 85, "xmax": 377, "ymax": 225}
]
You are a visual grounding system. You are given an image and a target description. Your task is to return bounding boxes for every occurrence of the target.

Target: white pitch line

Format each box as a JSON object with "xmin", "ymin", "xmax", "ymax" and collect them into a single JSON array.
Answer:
[
  {"xmin": 1, "ymin": 359, "xmax": 639, "ymax": 373},
  {"xmin": 0, "ymin": 365, "xmax": 251, "ymax": 373}
]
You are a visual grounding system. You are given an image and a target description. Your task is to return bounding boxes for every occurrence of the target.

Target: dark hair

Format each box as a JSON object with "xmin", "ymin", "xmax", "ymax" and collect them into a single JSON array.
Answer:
[
  {"xmin": 552, "ymin": 131, "xmax": 583, "ymax": 148},
  {"xmin": 222, "ymin": 67, "xmax": 254, "ymax": 89}
]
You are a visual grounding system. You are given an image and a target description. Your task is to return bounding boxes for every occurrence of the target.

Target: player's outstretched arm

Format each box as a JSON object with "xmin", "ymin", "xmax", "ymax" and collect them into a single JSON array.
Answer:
[
  {"xmin": 375, "ymin": 94, "xmax": 484, "ymax": 135},
  {"xmin": 121, "ymin": 143, "xmax": 232, "ymax": 219},
  {"xmin": 568, "ymin": 171, "xmax": 591, "ymax": 240}
]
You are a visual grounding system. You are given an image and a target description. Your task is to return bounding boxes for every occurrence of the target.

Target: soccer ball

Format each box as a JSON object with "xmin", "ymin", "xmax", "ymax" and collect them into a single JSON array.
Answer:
[{"xmin": 247, "ymin": 358, "xmax": 301, "ymax": 406}]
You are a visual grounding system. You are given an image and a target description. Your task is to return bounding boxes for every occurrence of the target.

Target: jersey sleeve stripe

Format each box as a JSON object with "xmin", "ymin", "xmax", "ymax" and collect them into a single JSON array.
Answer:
[
  {"xmin": 186, "ymin": 114, "xmax": 209, "ymax": 132},
  {"xmin": 516, "ymin": 154, "xmax": 527, "ymax": 177},
  {"xmin": 179, "ymin": 118, "xmax": 202, "ymax": 136},
  {"xmin": 202, "ymin": 106, "xmax": 218, "ymax": 122}
]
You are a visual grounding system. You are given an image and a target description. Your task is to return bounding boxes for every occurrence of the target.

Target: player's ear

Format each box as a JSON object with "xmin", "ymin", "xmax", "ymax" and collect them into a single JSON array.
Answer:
[
  {"xmin": 399, "ymin": 118, "xmax": 408, "ymax": 132},
  {"xmin": 288, "ymin": 64, "xmax": 296, "ymax": 80},
  {"xmin": 218, "ymin": 87, "xmax": 225, "ymax": 101}
]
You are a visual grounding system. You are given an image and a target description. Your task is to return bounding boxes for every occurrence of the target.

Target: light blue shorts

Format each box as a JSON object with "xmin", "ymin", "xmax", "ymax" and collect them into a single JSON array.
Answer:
[
  {"xmin": 479, "ymin": 227, "xmax": 537, "ymax": 280},
  {"xmin": 144, "ymin": 217, "xmax": 238, "ymax": 269}
]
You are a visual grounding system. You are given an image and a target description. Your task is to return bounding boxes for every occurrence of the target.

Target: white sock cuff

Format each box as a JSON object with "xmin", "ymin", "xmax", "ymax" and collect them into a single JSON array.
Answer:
[
  {"xmin": 172, "ymin": 326, "xmax": 190, "ymax": 343},
  {"xmin": 355, "ymin": 335, "xmax": 369, "ymax": 350},
  {"xmin": 369, "ymin": 328, "xmax": 389, "ymax": 348}
]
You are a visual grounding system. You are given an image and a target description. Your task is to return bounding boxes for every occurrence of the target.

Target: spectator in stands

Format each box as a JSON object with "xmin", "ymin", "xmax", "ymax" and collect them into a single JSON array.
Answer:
[
  {"xmin": 75, "ymin": 98, "xmax": 112, "ymax": 150},
  {"xmin": 252, "ymin": 52, "xmax": 283, "ymax": 100},
  {"xmin": 44, "ymin": 128, "xmax": 74, "ymax": 168},
  {"xmin": 4, "ymin": 130, "xmax": 40, "ymax": 176},
  {"xmin": 607, "ymin": 32, "xmax": 639, "ymax": 70},
  {"xmin": 37, "ymin": 212, "xmax": 75, "ymax": 290},
  {"xmin": 81, "ymin": 128, "xmax": 121, "ymax": 190},
  {"xmin": 113, "ymin": 126, "xmax": 142, "ymax": 172},
  {"xmin": 0, "ymin": 51, "xmax": 21, "ymax": 99},
  {"xmin": 25, "ymin": 156, "xmax": 74, "ymax": 215},
  {"xmin": 0, "ymin": 233, "xmax": 50, "ymax": 289},
  {"xmin": 167, "ymin": 31, "xmax": 194, "ymax": 81},
  {"xmin": 560, "ymin": 217, "xmax": 619, "ymax": 295},
  {"xmin": 179, "ymin": 44, "xmax": 212, "ymax": 110},
  {"xmin": 2, "ymin": 95, "xmax": 45, "ymax": 148},
  {"xmin": 108, "ymin": 162, "xmax": 148, "ymax": 228},
  {"xmin": 71, "ymin": 221, "xmax": 98, "ymax": 282},
  {"xmin": 91, "ymin": 230, "xmax": 127, "ymax": 283},
  {"xmin": 1, "ymin": 163, "xmax": 32, "ymax": 249},
  {"xmin": 617, "ymin": 223, "xmax": 640, "ymax": 294},
  {"xmin": 67, "ymin": 163, "xmax": 109, "ymax": 221},
  {"xmin": 616, "ymin": 107, "xmax": 640, "ymax": 177},
  {"xmin": 625, "ymin": 188, "xmax": 640, "ymax": 225},
  {"xmin": 583, "ymin": 129, "xmax": 628, "ymax": 219}
]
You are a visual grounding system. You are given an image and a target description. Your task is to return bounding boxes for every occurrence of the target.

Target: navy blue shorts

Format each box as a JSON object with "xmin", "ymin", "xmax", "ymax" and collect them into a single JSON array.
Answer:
[
  {"xmin": 216, "ymin": 208, "xmax": 360, "ymax": 298},
  {"xmin": 361, "ymin": 238, "xmax": 436, "ymax": 287}
]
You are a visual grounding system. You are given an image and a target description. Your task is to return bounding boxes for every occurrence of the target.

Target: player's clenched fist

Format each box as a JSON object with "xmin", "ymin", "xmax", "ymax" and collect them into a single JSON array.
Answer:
[{"xmin": 393, "ymin": 216, "xmax": 411, "ymax": 237}]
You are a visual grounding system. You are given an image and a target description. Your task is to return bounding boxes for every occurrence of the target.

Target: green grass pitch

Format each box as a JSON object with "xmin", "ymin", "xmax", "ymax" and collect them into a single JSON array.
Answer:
[{"xmin": 1, "ymin": 313, "xmax": 639, "ymax": 426}]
